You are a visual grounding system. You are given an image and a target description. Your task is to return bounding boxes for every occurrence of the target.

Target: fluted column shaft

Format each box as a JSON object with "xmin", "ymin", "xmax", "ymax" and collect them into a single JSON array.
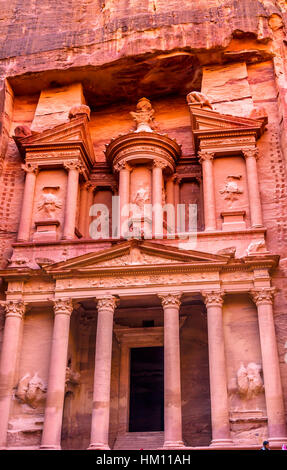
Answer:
[
  {"xmin": 199, "ymin": 151, "xmax": 216, "ymax": 231},
  {"xmin": 243, "ymin": 148, "xmax": 263, "ymax": 227},
  {"xmin": 251, "ymin": 288, "xmax": 287, "ymax": 446},
  {"xmin": 117, "ymin": 162, "xmax": 131, "ymax": 238},
  {"xmin": 88, "ymin": 296, "xmax": 118, "ymax": 450},
  {"xmin": 78, "ymin": 182, "xmax": 91, "ymax": 237},
  {"xmin": 202, "ymin": 291, "xmax": 233, "ymax": 446},
  {"xmin": 40, "ymin": 299, "xmax": 73, "ymax": 450},
  {"xmin": 152, "ymin": 160, "xmax": 165, "ymax": 237},
  {"xmin": 18, "ymin": 163, "xmax": 38, "ymax": 241},
  {"xmin": 159, "ymin": 292, "xmax": 184, "ymax": 448},
  {"xmin": 0, "ymin": 301, "xmax": 26, "ymax": 448},
  {"xmin": 63, "ymin": 161, "xmax": 82, "ymax": 240}
]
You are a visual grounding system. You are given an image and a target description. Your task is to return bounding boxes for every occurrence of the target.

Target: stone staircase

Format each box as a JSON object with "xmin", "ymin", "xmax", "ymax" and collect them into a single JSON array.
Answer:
[{"xmin": 113, "ymin": 431, "xmax": 164, "ymax": 450}]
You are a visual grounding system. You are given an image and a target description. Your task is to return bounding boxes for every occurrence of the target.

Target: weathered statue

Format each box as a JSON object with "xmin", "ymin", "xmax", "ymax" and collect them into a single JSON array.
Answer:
[
  {"xmin": 15, "ymin": 372, "xmax": 47, "ymax": 408},
  {"xmin": 186, "ymin": 91, "xmax": 213, "ymax": 110},
  {"xmin": 237, "ymin": 363, "xmax": 264, "ymax": 399},
  {"xmin": 37, "ymin": 191, "xmax": 62, "ymax": 218},
  {"xmin": 219, "ymin": 175, "xmax": 243, "ymax": 203}
]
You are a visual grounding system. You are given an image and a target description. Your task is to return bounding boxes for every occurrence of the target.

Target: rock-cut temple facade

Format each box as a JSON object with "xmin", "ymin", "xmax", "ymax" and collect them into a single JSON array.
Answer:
[{"xmin": 1, "ymin": 0, "xmax": 287, "ymax": 451}]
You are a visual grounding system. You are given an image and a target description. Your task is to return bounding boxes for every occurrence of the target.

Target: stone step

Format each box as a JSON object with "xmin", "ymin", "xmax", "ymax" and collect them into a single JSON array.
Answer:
[{"xmin": 113, "ymin": 432, "xmax": 164, "ymax": 450}]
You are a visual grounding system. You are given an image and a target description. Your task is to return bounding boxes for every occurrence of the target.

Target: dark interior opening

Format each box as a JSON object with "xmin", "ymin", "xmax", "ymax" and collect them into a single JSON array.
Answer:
[{"xmin": 129, "ymin": 346, "xmax": 164, "ymax": 432}]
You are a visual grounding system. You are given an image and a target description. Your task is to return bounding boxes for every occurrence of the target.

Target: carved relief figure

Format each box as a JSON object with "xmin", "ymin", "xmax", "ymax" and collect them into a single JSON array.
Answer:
[
  {"xmin": 237, "ymin": 363, "xmax": 264, "ymax": 399},
  {"xmin": 37, "ymin": 187, "xmax": 62, "ymax": 218},
  {"xmin": 246, "ymin": 240, "xmax": 267, "ymax": 256},
  {"xmin": 132, "ymin": 187, "xmax": 151, "ymax": 211},
  {"xmin": 219, "ymin": 175, "xmax": 243, "ymax": 203},
  {"xmin": 130, "ymin": 98, "xmax": 157, "ymax": 132},
  {"xmin": 186, "ymin": 91, "xmax": 213, "ymax": 110},
  {"xmin": 15, "ymin": 372, "xmax": 47, "ymax": 408}
]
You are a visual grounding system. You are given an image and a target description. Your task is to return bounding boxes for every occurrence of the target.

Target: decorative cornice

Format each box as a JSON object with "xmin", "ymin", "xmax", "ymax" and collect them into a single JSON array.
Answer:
[
  {"xmin": 96, "ymin": 295, "xmax": 119, "ymax": 313},
  {"xmin": 250, "ymin": 287, "xmax": 277, "ymax": 306},
  {"xmin": 202, "ymin": 290, "xmax": 225, "ymax": 307},
  {"xmin": 53, "ymin": 298, "xmax": 74, "ymax": 316},
  {"xmin": 158, "ymin": 292, "xmax": 182, "ymax": 308},
  {"xmin": 0, "ymin": 300, "xmax": 26, "ymax": 319}
]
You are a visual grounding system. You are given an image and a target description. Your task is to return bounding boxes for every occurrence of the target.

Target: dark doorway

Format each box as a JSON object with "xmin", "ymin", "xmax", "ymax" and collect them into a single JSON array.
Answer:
[{"xmin": 129, "ymin": 346, "xmax": 164, "ymax": 432}]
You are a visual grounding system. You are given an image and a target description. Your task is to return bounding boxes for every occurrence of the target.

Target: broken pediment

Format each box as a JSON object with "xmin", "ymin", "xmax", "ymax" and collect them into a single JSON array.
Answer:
[
  {"xmin": 187, "ymin": 106, "xmax": 266, "ymax": 153},
  {"xmin": 14, "ymin": 113, "xmax": 95, "ymax": 169},
  {"xmin": 43, "ymin": 240, "xmax": 230, "ymax": 275}
]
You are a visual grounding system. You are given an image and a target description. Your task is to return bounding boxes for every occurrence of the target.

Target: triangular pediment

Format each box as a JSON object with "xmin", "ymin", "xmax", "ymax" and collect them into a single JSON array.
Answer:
[
  {"xmin": 43, "ymin": 240, "xmax": 230, "ymax": 275},
  {"xmin": 190, "ymin": 107, "xmax": 266, "ymax": 135},
  {"xmin": 14, "ymin": 116, "xmax": 95, "ymax": 164}
]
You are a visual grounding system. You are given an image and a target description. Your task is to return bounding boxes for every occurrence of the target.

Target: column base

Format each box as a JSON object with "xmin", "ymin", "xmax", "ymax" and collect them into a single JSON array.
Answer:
[
  {"xmin": 88, "ymin": 443, "xmax": 111, "ymax": 450},
  {"xmin": 163, "ymin": 440, "xmax": 185, "ymax": 449},
  {"xmin": 210, "ymin": 439, "xmax": 234, "ymax": 447},
  {"xmin": 268, "ymin": 437, "xmax": 287, "ymax": 448},
  {"xmin": 40, "ymin": 445, "xmax": 61, "ymax": 450}
]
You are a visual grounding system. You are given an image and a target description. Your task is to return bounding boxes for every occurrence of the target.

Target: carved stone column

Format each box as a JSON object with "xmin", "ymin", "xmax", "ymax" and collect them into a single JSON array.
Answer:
[
  {"xmin": 18, "ymin": 163, "xmax": 39, "ymax": 241},
  {"xmin": 63, "ymin": 160, "xmax": 83, "ymax": 240},
  {"xmin": 78, "ymin": 181, "xmax": 91, "ymax": 237},
  {"xmin": 152, "ymin": 159, "xmax": 165, "ymax": 237},
  {"xmin": 173, "ymin": 175, "xmax": 180, "ymax": 233},
  {"xmin": 202, "ymin": 291, "xmax": 233, "ymax": 446},
  {"xmin": 0, "ymin": 301, "xmax": 26, "ymax": 448},
  {"xmin": 115, "ymin": 161, "xmax": 131, "ymax": 238},
  {"xmin": 88, "ymin": 296, "xmax": 118, "ymax": 450},
  {"xmin": 41, "ymin": 299, "xmax": 73, "ymax": 450},
  {"xmin": 243, "ymin": 147, "xmax": 263, "ymax": 228},
  {"xmin": 250, "ymin": 288, "xmax": 287, "ymax": 446},
  {"xmin": 198, "ymin": 151, "xmax": 216, "ymax": 231},
  {"xmin": 158, "ymin": 292, "xmax": 184, "ymax": 449},
  {"xmin": 86, "ymin": 184, "xmax": 95, "ymax": 238}
]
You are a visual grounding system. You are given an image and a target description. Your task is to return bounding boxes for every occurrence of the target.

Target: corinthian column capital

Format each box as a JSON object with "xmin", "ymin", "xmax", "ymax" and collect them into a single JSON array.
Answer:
[
  {"xmin": 0, "ymin": 300, "xmax": 26, "ymax": 319},
  {"xmin": 64, "ymin": 160, "xmax": 84, "ymax": 172},
  {"xmin": 243, "ymin": 147, "xmax": 259, "ymax": 160},
  {"xmin": 114, "ymin": 160, "xmax": 132, "ymax": 172},
  {"xmin": 250, "ymin": 287, "xmax": 277, "ymax": 306},
  {"xmin": 158, "ymin": 292, "xmax": 182, "ymax": 308},
  {"xmin": 153, "ymin": 159, "xmax": 167, "ymax": 170},
  {"xmin": 198, "ymin": 150, "xmax": 215, "ymax": 163},
  {"xmin": 96, "ymin": 296, "xmax": 119, "ymax": 313},
  {"xmin": 53, "ymin": 298, "xmax": 74, "ymax": 316},
  {"xmin": 202, "ymin": 290, "xmax": 225, "ymax": 307},
  {"xmin": 21, "ymin": 162, "xmax": 39, "ymax": 174}
]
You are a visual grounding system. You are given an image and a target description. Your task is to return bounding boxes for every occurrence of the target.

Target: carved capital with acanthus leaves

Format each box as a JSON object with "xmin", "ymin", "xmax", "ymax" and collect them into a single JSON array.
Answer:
[
  {"xmin": 153, "ymin": 159, "xmax": 167, "ymax": 170},
  {"xmin": 0, "ymin": 300, "xmax": 26, "ymax": 319},
  {"xmin": 21, "ymin": 162, "xmax": 39, "ymax": 174},
  {"xmin": 96, "ymin": 295, "xmax": 119, "ymax": 314},
  {"xmin": 242, "ymin": 147, "xmax": 259, "ymax": 160},
  {"xmin": 113, "ymin": 160, "xmax": 132, "ymax": 172},
  {"xmin": 53, "ymin": 298, "xmax": 74, "ymax": 316},
  {"xmin": 202, "ymin": 290, "xmax": 225, "ymax": 307},
  {"xmin": 64, "ymin": 160, "xmax": 84, "ymax": 172},
  {"xmin": 198, "ymin": 151, "xmax": 215, "ymax": 163},
  {"xmin": 158, "ymin": 292, "xmax": 182, "ymax": 309},
  {"xmin": 250, "ymin": 287, "xmax": 277, "ymax": 306}
]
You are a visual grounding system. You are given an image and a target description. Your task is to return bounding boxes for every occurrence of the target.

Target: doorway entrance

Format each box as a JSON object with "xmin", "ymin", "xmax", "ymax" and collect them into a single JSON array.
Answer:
[{"xmin": 129, "ymin": 346, "xmax": 164, "ymax": 432}]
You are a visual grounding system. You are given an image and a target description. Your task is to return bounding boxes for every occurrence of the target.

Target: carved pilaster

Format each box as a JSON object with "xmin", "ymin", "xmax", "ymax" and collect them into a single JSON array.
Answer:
[
  {"xmin": 202, "ymin": 290, "xmax": 225, "ymax": 307},
  {"xmin": 97, "ymin": 296, "xmax": 119, "ymax": 313},
  {"xmin": 53, "ymin": 298, "xmax": 74, "ymax": 316},
  {"xmin": 250, "ymin": 287, "xmax": 277, "ymax": 306},
  {"xmin": 158, "ymin": 292, "xmax": 182, "ymax": 308}
]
